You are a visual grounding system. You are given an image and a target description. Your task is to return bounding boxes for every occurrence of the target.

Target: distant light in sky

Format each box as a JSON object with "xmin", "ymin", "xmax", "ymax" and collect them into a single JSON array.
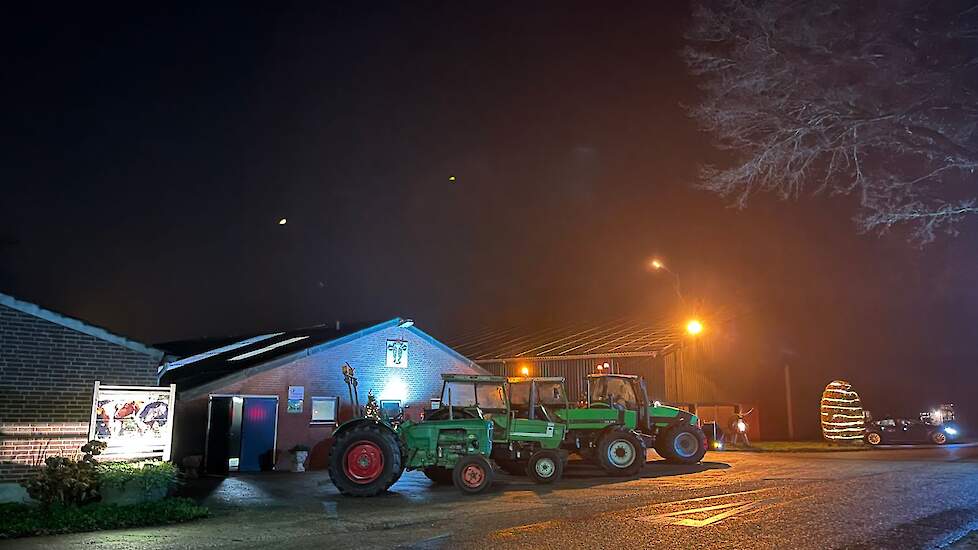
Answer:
[
  {"xmin": 278, "ymin": 218, "xmax": 287, "ymax": 225},
  {"xmin": 449, "ymin": 175, "xmax": 456, "ymax": 183}
]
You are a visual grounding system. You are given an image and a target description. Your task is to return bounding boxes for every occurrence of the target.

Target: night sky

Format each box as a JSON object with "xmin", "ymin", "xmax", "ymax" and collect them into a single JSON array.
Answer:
[{"xmin": 3, "ymin": 3, "xmax": 977, "ymax": 436}]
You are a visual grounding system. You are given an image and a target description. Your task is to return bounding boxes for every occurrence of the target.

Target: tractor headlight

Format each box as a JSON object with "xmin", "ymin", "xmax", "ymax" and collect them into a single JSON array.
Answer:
[{"xmin": 945, "ymin": 427, "xmax": 958, "ymax": 436}]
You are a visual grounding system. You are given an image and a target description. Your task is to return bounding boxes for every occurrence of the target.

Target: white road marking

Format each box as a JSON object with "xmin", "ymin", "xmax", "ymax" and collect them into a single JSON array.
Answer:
[
  {"xmin": 639, "ymin": 499, "xmax": 774, "ymax": 527},
  {"xmin": 636, "ymin": 488, "xmax": 784, "ymax": 527}
]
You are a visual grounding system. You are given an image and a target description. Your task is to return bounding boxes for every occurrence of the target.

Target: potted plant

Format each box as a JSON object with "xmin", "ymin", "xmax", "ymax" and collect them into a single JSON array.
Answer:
[{"xmin": 289, "ymin": 444, "xmax": 310, "ymax": 472}]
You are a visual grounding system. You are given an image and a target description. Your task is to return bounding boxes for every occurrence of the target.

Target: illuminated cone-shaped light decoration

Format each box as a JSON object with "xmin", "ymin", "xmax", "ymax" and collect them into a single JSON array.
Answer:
[{"xmin": 820, "ymin": 380, "xmax": 865, "ymax": 442}]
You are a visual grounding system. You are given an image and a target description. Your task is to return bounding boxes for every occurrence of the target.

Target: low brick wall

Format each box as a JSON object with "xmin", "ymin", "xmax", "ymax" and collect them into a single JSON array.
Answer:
[{"xmin": 0, "ymin": 422, "xmax": 88, "ymax": 482}]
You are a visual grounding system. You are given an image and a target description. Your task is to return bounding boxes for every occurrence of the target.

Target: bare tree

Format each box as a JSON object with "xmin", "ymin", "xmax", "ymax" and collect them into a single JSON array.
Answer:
[{"xmin": 685, "ymin": 0, "xmax": 978, "ymax": 243}]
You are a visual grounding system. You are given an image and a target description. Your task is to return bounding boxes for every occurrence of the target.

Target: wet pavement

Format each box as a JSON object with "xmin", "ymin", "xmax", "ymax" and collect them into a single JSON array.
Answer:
[{"xmin": 6, "ymin": 445, "xmax": 978, "ymax": 549}]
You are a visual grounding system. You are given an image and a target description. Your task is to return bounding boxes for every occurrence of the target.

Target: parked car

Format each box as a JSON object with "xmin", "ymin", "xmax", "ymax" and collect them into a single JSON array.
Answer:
[{"xmin": 865, "ymin": 417, "xmax": 960, "ymax": 446}]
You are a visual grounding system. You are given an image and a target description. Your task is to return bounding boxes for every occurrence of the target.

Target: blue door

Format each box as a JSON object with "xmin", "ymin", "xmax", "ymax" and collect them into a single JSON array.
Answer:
[{"xmin": 239, "ymin": 398, "xmax": 278, "ymax": 472}]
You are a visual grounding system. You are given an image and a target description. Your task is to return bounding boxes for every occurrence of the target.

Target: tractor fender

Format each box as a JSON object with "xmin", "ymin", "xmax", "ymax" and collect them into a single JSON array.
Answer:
[{"xmin": 332, "ymin": 417, "xmax": 398, "ymax": 442}]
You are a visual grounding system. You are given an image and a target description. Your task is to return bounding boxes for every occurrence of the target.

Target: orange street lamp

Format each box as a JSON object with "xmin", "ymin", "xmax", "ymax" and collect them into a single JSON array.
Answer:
[
  {"xmin": 647, "ymin": 257, "xmax": 685, "ymax": 306},
  {"xmin": 520, "ymin": 366, "xmax": 530, "ymax": 376},
  {"xmin": 686, "ymin": 319, "xmax": 704, "ymax": 336}
]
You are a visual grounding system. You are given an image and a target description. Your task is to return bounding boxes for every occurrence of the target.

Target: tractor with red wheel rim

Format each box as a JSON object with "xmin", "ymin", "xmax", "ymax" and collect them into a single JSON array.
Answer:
[{"xmin": 328, "ymin": 372, "xmax": 568, "ymax": 496}]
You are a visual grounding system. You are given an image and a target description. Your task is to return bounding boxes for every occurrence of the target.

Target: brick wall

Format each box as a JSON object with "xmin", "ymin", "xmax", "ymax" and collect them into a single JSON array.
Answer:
[
  {"xmin": 0, "ymin": 423, "xmax": 88, "ymax": 482},
  {"xmin": 0, "ymin": 303, "xmax": 160, "ymax": 481},
  {"xmin": 173, "ymin": 325, "xmax": 484, "ymax": 471}
]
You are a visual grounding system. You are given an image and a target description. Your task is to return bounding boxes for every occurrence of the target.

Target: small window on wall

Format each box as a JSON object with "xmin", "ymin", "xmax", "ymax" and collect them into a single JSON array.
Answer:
[{"xmin": 311, "ymin": 397, "xmax": 338, "ymax": 424}]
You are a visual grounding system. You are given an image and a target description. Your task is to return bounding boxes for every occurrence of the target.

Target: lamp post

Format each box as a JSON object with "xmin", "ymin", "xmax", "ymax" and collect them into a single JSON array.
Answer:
[{"xmin": 648, "ymin": 258, "xmax": 686, "ymax": 307}]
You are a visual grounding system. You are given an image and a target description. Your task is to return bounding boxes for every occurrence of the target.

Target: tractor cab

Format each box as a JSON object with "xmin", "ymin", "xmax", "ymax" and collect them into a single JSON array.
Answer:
[
  {"xmin": 507, "ymin": 376, "xmax": 568, "ymax": 423},
  {"xmin": 587, "ymin": 374, "xmax": 647, "ymax": 410},
  {"xmin": 428, "ymin": 374, "xmax": 510, "ymax": 424},
  {"xmin": 429, "ymin": 374, "xmax": 564, "ymax": 445},
  {"xmin": 586, "ymin": 373, "xmax": 656, "ymax": 432}
]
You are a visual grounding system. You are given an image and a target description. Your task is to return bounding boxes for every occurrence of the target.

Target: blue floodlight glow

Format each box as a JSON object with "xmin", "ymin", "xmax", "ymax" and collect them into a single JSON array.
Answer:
[{"xmin": 945, "ymin": 427, "xmax": 958, "ymax": 436}]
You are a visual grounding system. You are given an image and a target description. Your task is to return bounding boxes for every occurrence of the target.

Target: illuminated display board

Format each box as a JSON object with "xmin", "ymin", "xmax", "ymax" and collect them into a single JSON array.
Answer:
[{"xmin": 88, "ymin": 382, "xmax": 176, "ymax": 460}]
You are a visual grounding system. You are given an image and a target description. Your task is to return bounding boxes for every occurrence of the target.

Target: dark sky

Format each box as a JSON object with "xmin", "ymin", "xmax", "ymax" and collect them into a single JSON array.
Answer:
[{"xmin": 3, "ymin": 2, "xmax": 976, "ymax": 436}]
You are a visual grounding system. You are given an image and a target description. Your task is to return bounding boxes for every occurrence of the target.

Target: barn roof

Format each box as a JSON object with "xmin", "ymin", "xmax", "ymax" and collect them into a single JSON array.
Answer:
[
  {"xmin": 0, "ymin": 290, "xmax": 164, "ymax": 360},
  {"xmin": 159, "ymin": 318, "xmax": 485, "ymax": 393},
  {"xmin": 446, "ymin": 317, "xmax": 686, "ymax": 363}
]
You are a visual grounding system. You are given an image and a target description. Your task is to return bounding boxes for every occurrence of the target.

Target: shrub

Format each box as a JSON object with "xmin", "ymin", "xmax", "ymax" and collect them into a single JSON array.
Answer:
[
  {"xmin": 80, "ymin": 440, "xmax": 107, "ymax": 462},
  {"xmin": 22, "ymin": 456, "xmax": 99, "ymax": 506},
  {"xmin": 97, "ymin": 461, "xmax": 178, "ymax": 496},
  {"xmin": 0, "ymin": 498, "xmax": 209, "ymax": 539}
]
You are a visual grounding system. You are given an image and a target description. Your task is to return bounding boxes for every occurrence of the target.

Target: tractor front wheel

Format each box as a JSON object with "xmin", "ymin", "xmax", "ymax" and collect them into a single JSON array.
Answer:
[
  {"xmin": 423, "ymin": 467, "xmax": 454, "ymax": 485},
  {"xmin": 597, "ymin": 428, "xmax": 645, "ymax": 477},
  {"xmin": 657, "ymin": 424, "xmax": 708, "ymax": 464},
  {"xmin": 526, "ymin": 450, "xmax": 563, "ymax": 484},
  {"xmin": 453, "ymin": 455, "xmax": 494, "ymax": 495},
  {"xmin": 328, "ymin": 422, "xmax": 403, "ymax": 497}
]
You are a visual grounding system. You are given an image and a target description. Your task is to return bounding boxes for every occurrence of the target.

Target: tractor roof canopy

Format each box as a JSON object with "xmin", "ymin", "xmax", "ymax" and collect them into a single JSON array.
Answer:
[
  {"xmin": 441, "ymin": 373, "xmax": 508, "ymax": 383},
  {"xmin": 507, "ymin": 376, "xmax": 566, "ymax": 384},
  {"xmin": 586, "ymin": 373, "xmax": 638, "ymax": 380}
]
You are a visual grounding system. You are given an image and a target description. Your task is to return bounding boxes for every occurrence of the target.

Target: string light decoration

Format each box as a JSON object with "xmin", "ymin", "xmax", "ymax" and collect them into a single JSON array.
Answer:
[
  {"xmin": 820, "ymin": 380, "xmax": 865, "ymax": 442},
  {"xmin": 363, "ymin": 389, "xmax": 381, "ymax": 420}
]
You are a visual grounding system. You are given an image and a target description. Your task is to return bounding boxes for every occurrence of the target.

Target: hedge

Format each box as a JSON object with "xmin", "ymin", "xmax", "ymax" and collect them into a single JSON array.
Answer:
[{"xmin": 0, "ymin": 497, "xmax": 208, "ymax": 539}]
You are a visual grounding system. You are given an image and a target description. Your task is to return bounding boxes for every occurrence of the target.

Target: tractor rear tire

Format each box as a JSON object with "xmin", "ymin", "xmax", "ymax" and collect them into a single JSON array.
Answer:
[
  {"xmin": 597, "ymin": 428, "xmax": 645, "ymax": 477},
  {"xmin": 328, "ymin": 422, "xmax": 403, "ymax": 497},
  {"xmin": 526, "ymin": 449, "xmax": 563, "ymax": 484},
  {"xmin": 423, "ymin": 467, "xmax": 454, "ymax": 485},
  {"xmin": 453, "ymin": 455, "xmax": 494, "ymax": 495},
  {"xmin": 657, "ymin": 424, "xmax": 707, "ymax": 464}
]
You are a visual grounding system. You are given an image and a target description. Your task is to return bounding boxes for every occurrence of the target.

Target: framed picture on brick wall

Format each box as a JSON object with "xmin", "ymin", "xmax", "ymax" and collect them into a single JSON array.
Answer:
[
  {"xmin": 386, "ymin": 339, "xmax": 408, "ymax": 368},
  {"xmin": 88, "ymin": 381, "xmax": 176, "ymax": 461}
]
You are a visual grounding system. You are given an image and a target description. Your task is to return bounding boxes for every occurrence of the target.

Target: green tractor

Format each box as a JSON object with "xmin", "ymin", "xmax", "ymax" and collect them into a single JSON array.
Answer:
[
  {"xmin": 328, "ymin": 371, "xmax": 568, "ymax": 497},
  {"xmin": 509, "ymin": 374, "xmax": 708, "ymax": 476}
]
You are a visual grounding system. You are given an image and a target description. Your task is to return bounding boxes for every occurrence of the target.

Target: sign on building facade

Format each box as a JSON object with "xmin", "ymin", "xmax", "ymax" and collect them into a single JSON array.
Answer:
[
  {"xmin": 386, "ymin": 339, "xmax": 408, "ymax": 368},
  {"xmin": 88, "ymin": 382, "xmax": 176, "ymax": 460}
]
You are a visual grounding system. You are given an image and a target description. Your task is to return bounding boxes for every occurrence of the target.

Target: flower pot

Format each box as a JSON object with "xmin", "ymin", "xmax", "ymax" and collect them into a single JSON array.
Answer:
[
  {"xmin": 291, "ymin": 451, "xmax": 309, "ymax": 472},
  {"xmin": 101, "ymin": 480, "xmax": 168, "ymax": 505}
]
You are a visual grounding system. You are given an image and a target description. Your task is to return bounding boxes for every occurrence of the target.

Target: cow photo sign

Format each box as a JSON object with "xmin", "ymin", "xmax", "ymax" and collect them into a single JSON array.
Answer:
[{"xmin": 88, "ymin": 382, "xmax": 176, "ymax": 460}]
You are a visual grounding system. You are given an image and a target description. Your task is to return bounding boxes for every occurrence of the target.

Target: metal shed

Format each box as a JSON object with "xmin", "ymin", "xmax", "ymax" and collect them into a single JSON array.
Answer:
[{"xmin": 448, "ymin": 317, "xmax": 701, "ymax": 403}]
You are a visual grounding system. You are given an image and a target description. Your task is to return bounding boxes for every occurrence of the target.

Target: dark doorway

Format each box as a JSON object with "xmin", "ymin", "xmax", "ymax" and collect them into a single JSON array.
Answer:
[{"xmin": 205, "ymin": 395, "xmax": 278, "ymax": 474}]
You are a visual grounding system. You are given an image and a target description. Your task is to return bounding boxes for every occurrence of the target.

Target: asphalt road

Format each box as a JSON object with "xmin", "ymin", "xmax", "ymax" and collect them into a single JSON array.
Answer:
[{"xmin": 9, "ymin": 445, "xmax": 978, "ymax": 550}]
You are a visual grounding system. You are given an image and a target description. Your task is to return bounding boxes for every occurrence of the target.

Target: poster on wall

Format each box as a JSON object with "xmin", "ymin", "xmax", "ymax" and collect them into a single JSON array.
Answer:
[
  {"xmin": 386, "ymin": 339, "xmax": 408, "ymax": 368},
  {"xmin": 88, "ymin": 382, "xmax": 176, "ymax": 460},
  {"xmin": 287, "ymin": 385, "xmax": 304, "ymax": 413}
]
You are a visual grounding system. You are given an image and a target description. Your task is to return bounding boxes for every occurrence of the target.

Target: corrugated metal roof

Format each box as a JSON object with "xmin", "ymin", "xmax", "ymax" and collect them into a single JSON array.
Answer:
[{"xmin": 447, "ymin": 317, "xmax": 685, "ymax": 362}]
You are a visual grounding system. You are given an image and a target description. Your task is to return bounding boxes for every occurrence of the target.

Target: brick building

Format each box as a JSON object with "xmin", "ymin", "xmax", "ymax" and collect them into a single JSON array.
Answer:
[
  {"xmin": 0, "ymin": 291, "xmax": 164, "ymax": 483},
  {"xmin": 160, "ymin": 318, "xmax": 486, "ymax": 473}
]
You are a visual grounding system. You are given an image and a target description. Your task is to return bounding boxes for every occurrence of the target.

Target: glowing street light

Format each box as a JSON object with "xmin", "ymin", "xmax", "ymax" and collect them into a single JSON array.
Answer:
[
  {"xmin": 647, "ymin": 257, "xmax": 684, "ymax": 305},
  {"xmin": 686, "ymin": 319, "xmax": 703, "ymax": 336},
  {"xmin": 520, "ymin": 366, "xmax": 530, "ymax": 376}
]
